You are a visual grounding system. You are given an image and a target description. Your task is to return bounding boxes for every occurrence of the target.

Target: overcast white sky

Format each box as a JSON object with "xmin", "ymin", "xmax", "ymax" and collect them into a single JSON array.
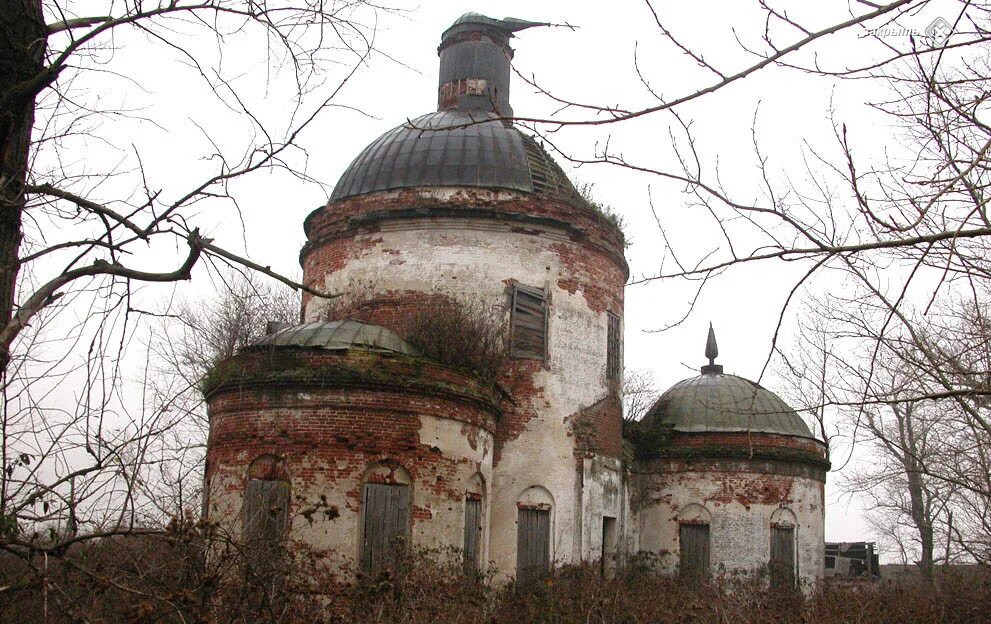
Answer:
[{"xmin": 38, "ymin": 0, "xmax": 969, "ymax": 554}]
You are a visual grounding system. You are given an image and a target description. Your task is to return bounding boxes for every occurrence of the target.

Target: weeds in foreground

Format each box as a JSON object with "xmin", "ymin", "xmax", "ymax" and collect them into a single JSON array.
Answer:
[{"xmin": 2, "ymin": 531, "xmax": 988, "ymax": 623}]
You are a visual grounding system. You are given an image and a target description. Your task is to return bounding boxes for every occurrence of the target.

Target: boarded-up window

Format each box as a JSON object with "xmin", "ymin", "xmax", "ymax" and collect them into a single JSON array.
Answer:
[
  {"xmin": 679, "ymin": 523, "xmax": 710, "ymax": 580},
  {"xmin": 511, "ymin": 285, "xmax": 547, "ymax": 359},
  {"xmin": 516, "ymin": 507, "xmax": 550, "ymax": 583},
  {"xmin": 463, "ymin": 497, "xmax": 482, "ymax": 573},
  {"xmin": 243, "ymin": 478, "xmax": 290, "ymax": 608},
  {"xmin": 243, "ymin": 479, "xmax": 290, "ymax": 545},
  {"xmin": 770, "ymin": 526, "xmax": 796, "ymax": 588},
  {"xmin": 606, "ymin": 313, "xmax": 620, "ymax": 380},
  {"xmin": 360, "ymin": 483, "xmax": 411, "ymax": 577}
]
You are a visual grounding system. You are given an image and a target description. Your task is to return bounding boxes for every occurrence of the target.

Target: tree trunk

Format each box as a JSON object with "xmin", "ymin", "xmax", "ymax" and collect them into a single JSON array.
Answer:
[
  {"xmin": 906, "ymin": 463, "xmax": 935, "ymax": 584},
  {"xmin": 0, "ymin": 0, "xmax": 45, "ymax": 373}
]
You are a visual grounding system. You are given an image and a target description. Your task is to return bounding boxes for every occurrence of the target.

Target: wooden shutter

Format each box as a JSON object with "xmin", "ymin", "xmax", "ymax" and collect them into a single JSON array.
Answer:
[
  {"xmin": 516, "ymin": 508, "xmax": 550, "ymax": 583},
  {"xmin": 606, "ymin": 313, "xmax": 620, "ymax": 380},
  {"xmin": 360, "ymin": 483, "xmax": 411, "ymax": 577},
  {"xmin": 511, "ymin": 285, "xmax": 547, "ymax": 359},
  {"xmin": 770, "ymin": 527, "xmax": 795, "ymax": 588},
  {"xmin": 679, "ymin": 523, "xmax": 710, "ymax": 580},
  {"xmin": 243, "ymin": 479, "xmax": 290, "ymax": 544},
  {"xmin": 463, "ymin": 498, "xmax": 482, "ymax": 573}
]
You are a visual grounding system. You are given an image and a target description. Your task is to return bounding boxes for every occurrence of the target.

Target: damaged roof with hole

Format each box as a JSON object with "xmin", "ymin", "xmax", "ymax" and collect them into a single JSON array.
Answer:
[{"xmin": 252, "ymin": 320, "xmax": 418, "ymax": 356}]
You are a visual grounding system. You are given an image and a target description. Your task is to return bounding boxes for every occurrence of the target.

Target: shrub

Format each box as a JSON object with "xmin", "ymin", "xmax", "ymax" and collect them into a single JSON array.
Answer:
[
  {"xmin": 401, "ymin": 297, "xmax": 508, "ymax": 382},
  {"xmin": 3, "ymin": 526, "xmax": 990, "ymax": 624}
]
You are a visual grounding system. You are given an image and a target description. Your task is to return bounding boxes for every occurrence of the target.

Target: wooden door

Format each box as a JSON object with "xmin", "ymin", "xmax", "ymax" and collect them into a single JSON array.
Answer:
[
  {"xmin": 770, "ymin": 526, "xmax": 796, "ymax": 588},
  {"xmin": 679, "ymin": 523, "xmax": 710, "ymax": 579},
  {"xmin": 360, "ymin": 483, "xmax": 411, "ymax": 576},
  {"xmin": 463, "ymin": 497, "xmax": 482, "ymax": 573},
  {"xmin": 516, "ymin": 507, "xmax": 550, "ymax": 583}
]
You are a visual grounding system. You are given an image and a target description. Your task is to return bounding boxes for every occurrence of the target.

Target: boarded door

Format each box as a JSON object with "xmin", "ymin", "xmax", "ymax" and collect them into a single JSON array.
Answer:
[
  {"xmin": 679, "ymin": 523, "xmax": 710, "ymax": 580},
  {"xmin": 770, "ymin": 527, "xmax": 796, "ymax": 588},
  {"xmin": 243, "ymin": 479, "xmax": 290, "ymax": 544},
  {"xmin": 463, "ymin": 498, "xmax": 482, "ymax": 573},
  {"xmin": 360, "ymin": 483, "xmax": 411, "ymax": 577},
  {"xmin": 516, "ymin": 508, "xmax": 550, "ymax": 583}
]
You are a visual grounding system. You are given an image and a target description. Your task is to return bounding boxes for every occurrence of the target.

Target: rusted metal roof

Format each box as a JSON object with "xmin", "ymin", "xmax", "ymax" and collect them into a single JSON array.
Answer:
[
  {"xmin": 329, "ymin": 111, "xmax": 582, "ymax": 202},
  {"xmin": 646, "ymin": 373, "xmax": 815, "ymax": 439},
  {"xmin": 252, "ymin": 320, "xmax": 417, "ymax": 356}
]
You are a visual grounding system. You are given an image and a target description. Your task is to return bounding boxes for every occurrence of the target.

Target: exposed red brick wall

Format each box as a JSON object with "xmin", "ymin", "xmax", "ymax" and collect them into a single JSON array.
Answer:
[
  {"xmin": 324, "ymin": 290, "xmax": 452, "ymax": 333},
  {"xmin": 551, "ymin": 241, "xmax": 625, "ymax": 314},
  {"xmin": 669, "ymin": 431, "xmax": 826, "ymax": 457},
  {"xmin": 492, "ymin": 358, "xmax": 543, "ymax": 465},
  {"xmin": 208, "ymin": 348, "xmax": 500, "ymax": 425},
  {"xmin": 299, "ymin": 187, "xmax": 627, "ymax": 312},
  {"xmin": 206, "ymin": 349, "xmax": 498, "ymax": 521},
  {"xmin": 296, "ymin": 187, "xmax": 627, "ymax": 469},
  {"xmin": 566, "ymin": 394, "xmax": 623, "ymax": 458},
  {"xmin": 303, "ymin": 188, "xmax": 625, "ymax": 259}
]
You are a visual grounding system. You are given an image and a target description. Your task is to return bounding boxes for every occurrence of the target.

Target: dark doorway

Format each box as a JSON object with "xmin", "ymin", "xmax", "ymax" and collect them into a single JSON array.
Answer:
[{"xmin": 601, "ymin": 516, "xmax": 618, "ymax": 578}]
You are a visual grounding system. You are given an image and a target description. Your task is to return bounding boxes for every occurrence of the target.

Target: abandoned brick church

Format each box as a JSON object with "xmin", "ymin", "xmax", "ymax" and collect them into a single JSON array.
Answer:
[{"xmin": 203, "ymin": 13, "xmax": 829, "ymax": 586}]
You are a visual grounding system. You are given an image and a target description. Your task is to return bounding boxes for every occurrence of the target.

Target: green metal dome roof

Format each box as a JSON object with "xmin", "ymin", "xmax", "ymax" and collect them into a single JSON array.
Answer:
[
  {"xmin": 644, "ymin": 325, "xmax": 815, "ymax": 439},
  {"xmin": 646, "ymin": 373, "xmax": 814, "ymax": 439},
  {"xmin": 251, "ymin": 320, "xmax": 417, "ymax": 356}
]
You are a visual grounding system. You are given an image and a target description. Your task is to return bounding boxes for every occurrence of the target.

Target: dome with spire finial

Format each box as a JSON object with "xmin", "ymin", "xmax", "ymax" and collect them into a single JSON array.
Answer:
[{"xmin": 642, "ymin": 325, "xmax": 816, "ymax": 439}]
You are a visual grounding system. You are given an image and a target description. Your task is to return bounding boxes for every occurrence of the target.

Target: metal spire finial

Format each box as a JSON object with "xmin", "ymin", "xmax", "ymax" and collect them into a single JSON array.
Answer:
[{"xmin": 701, "ymin": 323, "xmax": 723, "ymax": 375}]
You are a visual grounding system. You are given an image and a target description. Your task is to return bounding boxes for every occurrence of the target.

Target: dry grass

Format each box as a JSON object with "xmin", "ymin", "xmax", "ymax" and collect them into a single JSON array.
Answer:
[{"xmin": 2, "ymin": 533, "xmax": 989, "ymax": 623}]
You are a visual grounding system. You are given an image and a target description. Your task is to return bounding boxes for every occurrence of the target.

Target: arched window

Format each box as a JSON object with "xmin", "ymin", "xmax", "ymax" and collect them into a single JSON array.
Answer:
[
  {"xmin": 359, "ymin": 462, "xmax": 412, "ymax": 577},
  {"xmin": 769, "ymin": 507, "xmax": 797, "ymax": 588},
  {"xmin": 678, "ymin": 503, "xmax": 711, "ymax": 580},
  {"xmin": 516, "ymin": 486, "xmax": 553, "ymax": 583},
  {"xmin": 463, "ymin": 473, "xmax": 485, "ymax": 573}
]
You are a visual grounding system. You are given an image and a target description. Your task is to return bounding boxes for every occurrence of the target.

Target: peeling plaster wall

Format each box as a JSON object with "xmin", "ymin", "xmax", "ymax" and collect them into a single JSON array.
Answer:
[
  {"xmin": 300, "ymin": 192, "xmax": 626, "ymax": 580},
  {"xmin": 579, "ymin": 456, "xmax": 626, "ymax": 564},
  {"xmin": 206, "ymin": 379, "xmax": 495, "ymax": 572},
  {"xmin": 632, "ymin": 465, "xmax": 825, "ymax": 586}
]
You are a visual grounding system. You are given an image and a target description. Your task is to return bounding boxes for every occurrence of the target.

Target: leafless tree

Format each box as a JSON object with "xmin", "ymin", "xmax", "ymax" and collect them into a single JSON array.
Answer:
[
  {"xmin": 0, "ymin": 0, "xmax": 391, "ymax": 615},
  {"xmin": 622, "ymin": 368, "xmax": 660, "ymax": 423},
  {"xmin": 142, "ymin": 269, "xmax": 301, "ymax": 518},
  {"xmin": 778, "ymin": 292, "xmax": 991, "ymax": 570},
  {"xmin": 513, "ymin": 0, "xmax": 991, "ymax": 565}
]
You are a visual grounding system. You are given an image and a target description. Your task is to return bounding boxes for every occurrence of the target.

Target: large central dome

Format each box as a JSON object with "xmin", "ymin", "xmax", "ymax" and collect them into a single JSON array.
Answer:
[
  {"xmin": 330, "ymin": 111, "xmax": 581, "ymax": 202},
  {"xmin": 329, "ymin": 14, "xmax": 583, "ymax": 204}
]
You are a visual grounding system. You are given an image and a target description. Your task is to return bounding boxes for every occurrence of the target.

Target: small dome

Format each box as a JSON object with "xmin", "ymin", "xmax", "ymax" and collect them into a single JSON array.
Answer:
[
  {"xmin": 252, "ymin": 320, "xmax": 417, "ymax": 356},
  {"xmin": 645, "ymin": 373, "xmax": 814, "ymax": 439},
  {"xmin": 329, "ymin": 111, "xmax": 582, "ymax": 203}
]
